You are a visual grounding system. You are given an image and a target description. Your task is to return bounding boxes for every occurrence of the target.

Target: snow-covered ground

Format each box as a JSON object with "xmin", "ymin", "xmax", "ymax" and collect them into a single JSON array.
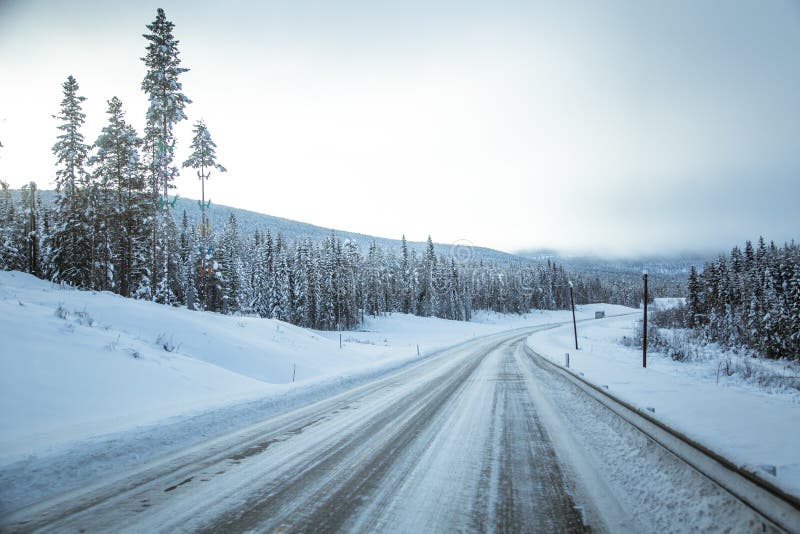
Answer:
[
  {"xmin": 527, "ymin": 312, "xmax": 800, "ymax": 497},
  {"xmin": 0, "ymin": 270, "xmax": 616, "ymax": 468},
  {"xmin": 3, "ymin": 269, "xmax": 797, "ymax": 526}
]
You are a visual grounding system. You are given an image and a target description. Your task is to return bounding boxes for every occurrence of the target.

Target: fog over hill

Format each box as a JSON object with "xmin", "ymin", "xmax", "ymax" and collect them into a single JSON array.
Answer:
[{"xmin": 518, "ymin": 249, "xmax": 712, "ymax": 276}]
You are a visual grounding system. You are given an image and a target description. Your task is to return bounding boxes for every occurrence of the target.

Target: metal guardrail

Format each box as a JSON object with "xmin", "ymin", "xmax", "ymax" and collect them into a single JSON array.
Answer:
[{"xmin": 523, "ymin": 344, "xmax": 800, "ymax": 534}]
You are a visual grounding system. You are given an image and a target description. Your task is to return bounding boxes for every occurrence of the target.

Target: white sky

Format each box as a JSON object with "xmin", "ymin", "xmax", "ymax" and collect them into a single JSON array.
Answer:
[{"xmin": 1, "ymin": 0, "xmax": 798, "ymax": 256}]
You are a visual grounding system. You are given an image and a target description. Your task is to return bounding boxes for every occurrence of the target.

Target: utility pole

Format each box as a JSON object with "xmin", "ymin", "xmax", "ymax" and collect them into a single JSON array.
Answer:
[
  {"xmin": 643, "ymin": 270, "xmax": 648, "ymax": 368},
  {"xmin": 569, "ymin": 281, "xmax": 578, "ymax": 350}
]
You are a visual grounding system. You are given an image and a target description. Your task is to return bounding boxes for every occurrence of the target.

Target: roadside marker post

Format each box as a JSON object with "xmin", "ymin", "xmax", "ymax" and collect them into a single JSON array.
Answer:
[
  {"xmin": 643, "ymin": 270, "xmax": 648, "ymax": 368},
  {"xmin": 569, "ymin": 281, "xmax": 578, "ymax": 350}
]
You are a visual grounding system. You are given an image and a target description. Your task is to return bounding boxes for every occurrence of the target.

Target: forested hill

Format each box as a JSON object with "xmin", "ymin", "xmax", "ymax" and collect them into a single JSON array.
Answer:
[
  {"xmin": 18, "ymin": 190, "xmax": 534, "ymax": 266},
  {"xmin": 168, "ymin": 197, "xmax": 534, "ymax": 265}
]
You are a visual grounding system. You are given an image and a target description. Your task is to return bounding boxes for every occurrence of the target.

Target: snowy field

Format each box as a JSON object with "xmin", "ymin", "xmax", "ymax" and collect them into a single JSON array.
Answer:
[
  {"xmin": 0, "ymin": 270, "xmax": 612, "ymax": 467},
  {"xmin": 527, "ymin": 311, "xmax": 800, "ymax": 497}
]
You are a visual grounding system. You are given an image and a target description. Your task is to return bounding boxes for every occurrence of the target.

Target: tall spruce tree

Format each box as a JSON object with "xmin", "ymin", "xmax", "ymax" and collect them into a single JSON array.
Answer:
[
  {"xmin": 90, "ymin": 97, "xmax": 148, "ymax": 295},
  {"xmin": 51, "ymin": 75, "xmax": 92, "ymax": 287},
  {"xmin": 0, "ymin": 180, "xmax": 22, "ymax": 271},
  {"xmin": 400, "ymin": 235, "xmax": 412, "ymax": 314},
  {"xmin": 19, "ymin": 182, "xmax": 40, "ymax": 276},
  {"xmin": 183, "ymin": 120, "xmax": 225, "ymax": 306},
  {"xmin": 141, "ymin": 7, "xmax": 191, "ymax": 303}
]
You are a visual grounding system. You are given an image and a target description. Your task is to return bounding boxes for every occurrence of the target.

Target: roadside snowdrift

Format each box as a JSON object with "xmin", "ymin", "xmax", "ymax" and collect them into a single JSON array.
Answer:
[{"xmin": 527, "ymin": 314, "xmax": 800, "ymax": 497}]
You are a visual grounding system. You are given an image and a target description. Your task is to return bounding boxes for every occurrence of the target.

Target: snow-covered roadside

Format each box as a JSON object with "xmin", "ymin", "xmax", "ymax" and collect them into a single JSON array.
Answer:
[
  {"xmin": 1, "ymin": 270, "xmax": 624, "ymax": 512},
  {"xmin": 0, "ymin": 270, "xmax": 629, "ymax": 467},
  {"xmin": 526, "ymin": 313, "xmax": 800, "ymax": 497}
]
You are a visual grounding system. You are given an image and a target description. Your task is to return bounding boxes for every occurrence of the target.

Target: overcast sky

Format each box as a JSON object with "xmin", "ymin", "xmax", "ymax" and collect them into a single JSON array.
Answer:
[{"xmin": 0, "ymin": 0, "xmax": 798, "ymax": 257}]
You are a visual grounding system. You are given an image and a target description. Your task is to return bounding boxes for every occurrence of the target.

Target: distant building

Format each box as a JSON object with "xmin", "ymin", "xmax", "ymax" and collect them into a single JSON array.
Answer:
[{"xmin": 595, "ymin": 311, "xmax": 605, "ymax": 319}]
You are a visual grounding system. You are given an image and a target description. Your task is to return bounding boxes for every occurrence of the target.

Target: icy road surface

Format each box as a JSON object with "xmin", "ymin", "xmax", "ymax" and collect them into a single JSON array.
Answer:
[{"xmin": 2, "ymin": 326, "xmax": 774, "ymax": 533}]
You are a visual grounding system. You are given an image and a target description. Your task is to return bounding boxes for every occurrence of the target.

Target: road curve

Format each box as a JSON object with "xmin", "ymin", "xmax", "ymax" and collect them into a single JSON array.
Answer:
[{"xmin": 4, "ymin": 326, "xmax": 588, "ymax": 533}]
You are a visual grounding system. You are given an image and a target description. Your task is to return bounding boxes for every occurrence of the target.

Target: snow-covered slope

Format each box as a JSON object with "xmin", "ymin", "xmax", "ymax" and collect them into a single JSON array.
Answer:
[{"xmin": 0, "ymin": 271, "xmax": 590, "ymax": 465}]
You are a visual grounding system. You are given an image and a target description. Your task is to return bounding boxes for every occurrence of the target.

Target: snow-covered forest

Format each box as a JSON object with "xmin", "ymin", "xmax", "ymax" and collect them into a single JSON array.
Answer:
[
  {"xmin": 0, "ymin": 8, "xmax": 657, "ymax": 330},
  {"xmin": 685, "ymin": 238, "xmax": 800, "ymax": 360},
  {"xmin": 0, "ymin": 174, "xmax": 638, "ymax": 329}
]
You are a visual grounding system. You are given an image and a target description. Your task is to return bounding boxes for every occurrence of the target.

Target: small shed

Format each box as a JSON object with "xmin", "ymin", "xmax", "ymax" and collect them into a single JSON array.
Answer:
[{"xmin": 595, "ymin": 311, "xmax": 605, "ymax": 319}]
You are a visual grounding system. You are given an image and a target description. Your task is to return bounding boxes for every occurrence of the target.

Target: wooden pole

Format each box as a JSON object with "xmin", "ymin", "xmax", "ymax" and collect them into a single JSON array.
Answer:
[
  {"xmin": 643, "ymin": 271, "xmax": 648, "ymax": 368},
  {"xmin": 569, "ymin": 282, "xmax": 578, "ymax": 350}
]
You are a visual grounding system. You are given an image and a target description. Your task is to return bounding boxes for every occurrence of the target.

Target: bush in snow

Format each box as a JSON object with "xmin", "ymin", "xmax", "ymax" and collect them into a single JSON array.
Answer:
[
  {"xmin": 53, "ymin": 303, "xmax": 94, "ymax": 326},
  {"xmin": 156, "ymin": 332, "xmax": 179, "ymax": 353},
  {"xmin": 73, "ymin": 307, "xmax": 94, "ymax": 327},
  {"xmin": 54, "ymin": 302, "xmax": 69, "ymax": 320},
  {"xmin": 623, "ymin": 309, "xmax": 800, "ymax": 393}
]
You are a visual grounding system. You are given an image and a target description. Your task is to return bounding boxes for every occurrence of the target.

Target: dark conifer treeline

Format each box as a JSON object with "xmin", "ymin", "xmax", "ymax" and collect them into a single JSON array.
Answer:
[
  {"xmin": 0, "ymin": 183, "xmax": 629, "ymax": 329},
  {"xmin": 686, "ymin": 238, "xmax": 800, "ymax": 360}
]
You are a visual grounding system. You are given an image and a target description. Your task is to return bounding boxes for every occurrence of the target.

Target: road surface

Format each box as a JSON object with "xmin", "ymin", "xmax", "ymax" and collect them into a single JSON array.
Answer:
[{"xmin": 4, "ymin": 326, "xmax": 591, "ymax": 533}]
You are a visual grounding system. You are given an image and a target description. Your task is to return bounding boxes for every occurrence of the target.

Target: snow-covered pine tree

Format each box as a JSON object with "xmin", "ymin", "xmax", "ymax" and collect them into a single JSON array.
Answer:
[
  {"xmin": 141, "ymin": 7, "xmax": 191, "ymax": 304},
  {"xmin": 179, "ymin": 209, "xmax": 191, "ymax": 269},
  {"xmin": 184, "ymin": 233, "xmax": 198, "ymax": 311},
  {"xmin": 254, "ymin": 228, "xmax": 275, "ymax": 318},
  {"xmin": 268, "ymin": 233, "xmax": 287, "ymax": 320},
  {"xmin": 178, "ymin": 210, "xmax": 198, "ymax": 310},
  {"xmin": 686, "ymin": 265, "xmax": 702, "ymax": 327},
  {"xmin": 218, "ymin": 212, "xmax": 243, "ymax": 314},
  {"xmin": 417, "ymin": 236, "xmax": 436, "ymax": 316},
  {"xmin": 339, "ymin": 237, "xmax": 360, "ymax": 329},
  {"xmin": 317, "ymin": 232, "xmax": 340, "ymax": 329},
  {"xmin": 183, "ymin": 120, "xmax": 226, "ymax": 306},
  {"xmin": 686, "ymin": 237, "xmax": 799, "ymax": 360},
  {"xmin": 141, "ymin": 123, "xmax": 160, "ymax": 299},
  {"xmin": 365, "ymin": 241, "xmax": 381, "ymax": 317},
  {"xmin": 182, "ymin": 122, "xmax": 226, "ymax": 219},
  {"xmin": 0, "ymin": 180, "xmax": 23, "ymax": 271},
  {"xmin": 400, "ymin": 235, "xmax": 412, "ymax": 314},
  {"xmin": 273, "ymin": 236, "xmax": 295, "ymax": 323},
  {"xmin": 788, "ymin": 258, "xmax": 800, "ymax": 358},
  {"xmin": 51, "ymin": 75, "xmax": 92, "ymax": 287},
  {"xmin": 292, "ymin": 238, "xmax": 318, "ymax": 327},
  {"xmin": 90, "ymin": 97, "xmax": 147, "ymax": 295},
  {"xmin": 384, "ymin": 248, "xmax": 398, "ymax": 314},
  {"xmin": 348, "ymin": 240, "xmax": 363, "ymax": 323},
  {"xmin": 36, "ymin": 189, "xmax": 54, "ymax": 280},
  {"xmin": 18, "ymin": 182, "xmax": 40, "ymax": 276}
]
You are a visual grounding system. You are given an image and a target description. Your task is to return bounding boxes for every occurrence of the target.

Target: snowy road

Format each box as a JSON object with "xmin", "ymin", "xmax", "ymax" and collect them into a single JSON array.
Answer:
[
  {"xmin": 3, "ymin": 324, "xmax": 781, "ymax": 533},
  {"xmin": 4, "ymin": 327, "xmax": 589, "ymax": 533}
]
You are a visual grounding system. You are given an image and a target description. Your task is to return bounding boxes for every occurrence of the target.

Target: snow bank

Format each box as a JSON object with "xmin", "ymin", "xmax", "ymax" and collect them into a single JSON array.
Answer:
[{"xmin": 527, "ymin": 314, "xmax": 800, "ymax": 497}]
